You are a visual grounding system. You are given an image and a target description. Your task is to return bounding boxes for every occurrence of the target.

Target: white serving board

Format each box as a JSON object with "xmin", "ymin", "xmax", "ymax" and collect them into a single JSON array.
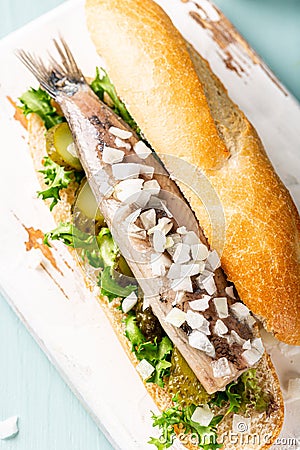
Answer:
[{"xmin": 0, "ymin": 0, "xmax": 299, "ymax": 449}]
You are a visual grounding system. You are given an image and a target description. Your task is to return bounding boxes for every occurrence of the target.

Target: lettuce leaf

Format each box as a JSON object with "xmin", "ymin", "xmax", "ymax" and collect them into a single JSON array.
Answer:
[
  {"xmin": 91, "ymin": 67, "xmax": 139, "ymax": 133},
  {"xmin": 210, "ymin": 369, "xmax": 271, "ymax": 415},
  {"xmin": 38, "ymin": 157, "xmax": 74, "ymax": 211},
  {"xmin": 125, "ymin": 315, "xmax": 173, "ymax": 388},
  {"xmin": 149, "ymin": 398, "xmax": 223, "ymax": 450},
  {"xmin": 19, "ymin": 87, "xmax": 64, "ymax": 129}
]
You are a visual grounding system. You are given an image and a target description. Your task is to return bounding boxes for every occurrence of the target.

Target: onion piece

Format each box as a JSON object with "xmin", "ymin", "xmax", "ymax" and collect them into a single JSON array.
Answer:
[
  {"xmin": 114, "ymin": 178, "xmax": 144, "ymax": 202},
  {"xmin": 165, "ymin": 307, "xmax": 187, "ymax": 327},
  {"xmin": 191, "ymin": 406, "xmax": 214, "ymax": 427},
  {"xmin": 140, "ymin": 209, "xmax": 156, "ymax": 230},
  {"xmin": 109, "ymin": 126, "xmax": 132, "ymax": 140},
  {"xmin": 133, "ymin": 140, "xmax": 152, "ymax": 159},
  {"xmin": 103, "ymin": 145, "xmax": 125, "ymax": 164},
  {"xmin": 171, "ymin": 276, "xmax": 193, "ymax": 292},
  {"xmin": 189, "ymin": 330, "xmax": 215, "ymax": 357},
  {"xmin": 213, "ymin": 297, "xmax": 229, "ymax": 318},
  {"xmin": 212, "ymin": 357, "xmax": 231, "ymax": 378},
  {"xmin": 189, "ymin": 296, "xmax": 211, "ymax": 312},
  {"xmin": 122, "ymin": 292, "xmax": 138, "ymax": 313},
  {"xmin": 136, "ymin": 359, "xmax": 155, "ymax": 380},
  {"xmin": 143, "ymin": 179, "xmax": 160, "ymax": 195}
]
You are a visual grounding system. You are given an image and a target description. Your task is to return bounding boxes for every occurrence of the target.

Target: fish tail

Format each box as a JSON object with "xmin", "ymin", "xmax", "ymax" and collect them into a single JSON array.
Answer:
[{"xmin": 17, "ymin": 37, "xmax": 84, "ymax": 99}]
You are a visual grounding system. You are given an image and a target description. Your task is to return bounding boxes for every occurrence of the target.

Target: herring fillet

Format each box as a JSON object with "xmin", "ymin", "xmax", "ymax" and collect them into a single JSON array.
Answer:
[{"xmin": 17, "ymin": 39, "xmax": 254, "ymax": 394}]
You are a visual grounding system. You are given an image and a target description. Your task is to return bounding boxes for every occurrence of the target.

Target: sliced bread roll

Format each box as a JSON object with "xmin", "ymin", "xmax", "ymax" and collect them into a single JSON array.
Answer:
[{"xmin": 27, "ymin": 110, "xmax": 283, "ymax": 449}]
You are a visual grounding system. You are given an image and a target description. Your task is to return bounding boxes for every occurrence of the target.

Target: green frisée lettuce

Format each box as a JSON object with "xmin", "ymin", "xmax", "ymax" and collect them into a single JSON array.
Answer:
[
  {"xmin": 19, "ymin": 87, "xmax": 64, "ymax": 129},
  {"xmin": 125, "ymin": 315, "xmax": 173, "ymax": 388},
  {"xmin": 91, "ymin": 67, "xmax": 139, "ymax": 132},
  {"xmin": 149, "ymin": 397, "xmax": 223, "ymax": 450},
  {"xmin": 98, "ymin": 266, "xmax": 137, "ymax": 301},
  {"xmin": 210, "ymin": 368, "xmax": 271, "ymax": 415},
  {"xmin": 44, "ymin": 223, "xmax": 119, "ymax": 269},
  {"xmin": 38, "ymin": 156, "xmax": 74, "ymax": 211}
]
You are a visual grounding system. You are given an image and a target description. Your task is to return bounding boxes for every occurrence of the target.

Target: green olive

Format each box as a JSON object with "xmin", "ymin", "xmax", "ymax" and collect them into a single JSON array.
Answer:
[
  {"xmin": 74, "ymin": 179, "xmax": 105, "ymax": 223},
  {"xmin": 46, "ymin": 122, "xmax": 82, "ymax": 171}
]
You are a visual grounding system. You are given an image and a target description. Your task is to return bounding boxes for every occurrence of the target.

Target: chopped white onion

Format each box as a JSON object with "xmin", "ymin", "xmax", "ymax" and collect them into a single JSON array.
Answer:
[
  {"xmin": 242, "ymin": 340, "xmax": 252, "ymax": 350},
  {"xmin": 148, "ymin": 217, "xmax": 173, "ymax": 236},
  {"xmin": 202, "ymin": 275, "xmax": 217, "ymax": 295},
  {"xmin": 232, "ymin": 414, "xmax": 251, "ymax": 434},
  {"xmin": 187, "ymin": 311, "xmax": 210, "ymax": 334},
  {"xmin": 103, "ymin": 145, "xmax": 125, "ymax": 164},
  {"xmin": 112, "ymin": 163, "xmax": 140, "ymax": 180},
  {"xmin": 136, "ymin": 359, "xmax": 155, "ymax": 380},
  {"xmin": 191, "ymin": 243, "xmax": 209, "ymax": 261},
  {"xmin": 191, "ymin": 406, "xmax": 214, "ymax": 427},
  {"xmin": 165, "ymin": 307, "xmax": 187, "ymax": 328},
  {"xmin": 122, "ymin": 292, "xmax": 138, "ymax": 313},
  {"xmin": 151, "ymin": 253, "xmax": 171, "ymax": 277},
  {"xmin": 182, "ymin": 231, "xmax": 200, "ymax": 246},
  {"xmin": 143, "ymin": 179, "xmax": 160, "ymax": 195},
  {"xmin": 230, "ymin": 330, "xmax": 246, "ymax": 346},
  {"xmin": 167, "ymin": 263, "xmax": 182, "ymax": 279},
  {"xmin": 189, "ymin": 330, "xmax": 215, "ymax": 357},
  {"xmin": 214, "ymin": 319, "xmax": 228, "ymax": 336},
  {"xmin": 212, "ymin": 357, "xmax": 231, "ymax": 378},
  {"xmin": 153, "ymin": 229, "xmax": 166, "ymax": 253},
  {"xmin": 230, "ymin": 302, "xmax": 250, "ymax": 320},
  {"xmin": 133, "ymin": 140, "xmax": 152, "ymax": 159},
  {"xmin": 189, "ymin": 296, "xmax": 210, "ymax": 312},
  {"xmin": 139, "ymin": 165, "xmax": 154, "ymax": 179},
  {"xmin": 206, "ymin": 250, "xmax": 221, "ymax": 271},
  {"xmin": 173, "ymin": 243, "xmax": 190, "ymax": 264},
  {"xmin": 109, "ymin": 126, "xmax": 132, "ymax": 140},
  {"xmin": 180, "ymin": 263, "xmax": 203, "ymax": 278},
  {"xmin": 115, "ymin": 137, "xmax": 131, "ymax": 150},
  {"xmin": 242, "ymin": 348, "xmax": 261, "ymax": 366},
  {"xmin": 225, "ymin": 286, "xmax": 236, "ymax": 299},
  {"xmin": 140, "ymin": 209, "xmax": 156, "ymax": 230},
  {"xmin": 171, "ymin": 276, "xmax": 193, "ymax": 293},
  {"xmin": 114, "ymin": 178, "xmax": 144, "ymax": 202},
  {"xmin": 0, "ymin": 416, "xmax": 19, "ymax": 440},
  {"xmin": 213, "ymin": 297, "xmax": 229, "ymax": 318},
  {"xmin": 251, "ymin": 338, "xmax": 264, "ymax": 355},
  {"xmin": 176, "ymin": 226, "xmax": 188, "ymax": 235}
]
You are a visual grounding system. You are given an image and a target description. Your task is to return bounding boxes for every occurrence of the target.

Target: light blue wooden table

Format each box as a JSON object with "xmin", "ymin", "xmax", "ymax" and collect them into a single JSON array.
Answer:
[{"xmin": 0, "ymin": 1, "xmax": 299, "ymax": 450}]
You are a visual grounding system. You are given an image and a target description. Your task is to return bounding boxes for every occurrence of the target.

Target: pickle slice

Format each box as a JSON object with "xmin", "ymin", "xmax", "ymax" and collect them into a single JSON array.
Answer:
[
  {"xmin": 46, "ymin": 122, "xmax": 82, "ymax": 171},
  {"xmin": 75, "ymin": 178, "xmax": 104, "ymax": 223}
]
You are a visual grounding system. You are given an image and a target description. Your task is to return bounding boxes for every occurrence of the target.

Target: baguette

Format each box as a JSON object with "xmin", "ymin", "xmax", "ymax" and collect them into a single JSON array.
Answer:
[{"xmin": 86, "ymin": 0, "xmax": 300, "ymax": 346}]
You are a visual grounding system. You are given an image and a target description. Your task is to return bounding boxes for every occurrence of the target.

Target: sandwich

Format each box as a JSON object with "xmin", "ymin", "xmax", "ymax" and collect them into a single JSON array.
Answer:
[{"xmin": 13, "ymin": 0, "xmax": 300, "ymax": 448}]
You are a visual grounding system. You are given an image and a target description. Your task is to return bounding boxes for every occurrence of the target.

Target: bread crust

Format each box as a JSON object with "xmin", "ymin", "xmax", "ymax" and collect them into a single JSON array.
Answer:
[
  {"xmin": 27, "ymin": 111, "xmax": 284, "ymax": 449},
  {"xmin": 85, "ymin": 0, "xmax": 300, "ymax": 345}
]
